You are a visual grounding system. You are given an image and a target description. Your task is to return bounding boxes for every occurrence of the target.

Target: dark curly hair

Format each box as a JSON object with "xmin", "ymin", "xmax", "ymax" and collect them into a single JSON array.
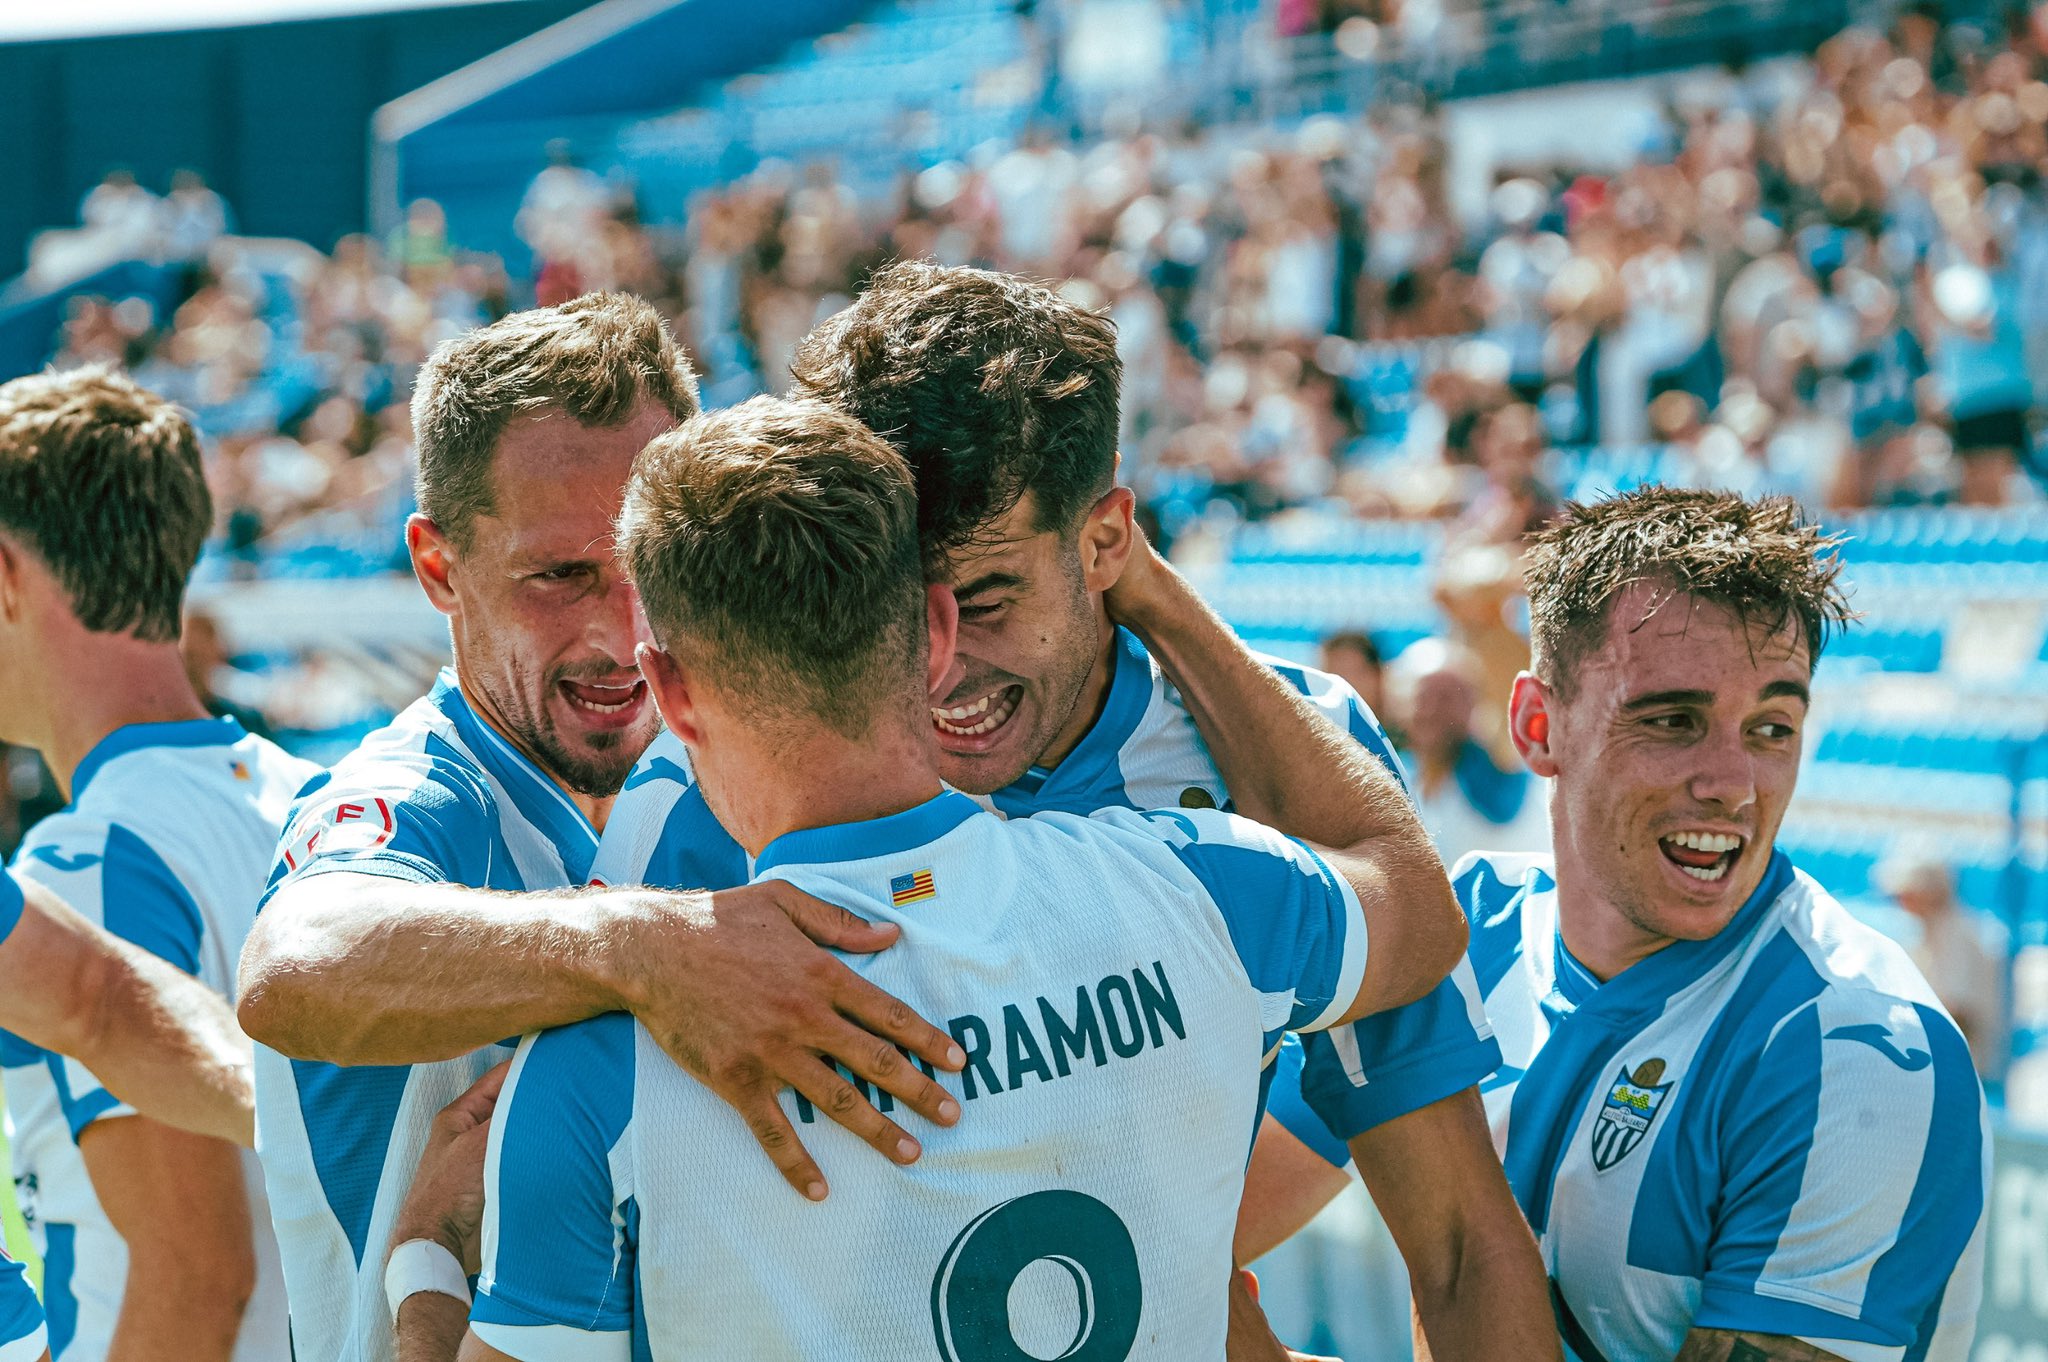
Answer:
[
  {"xmin": 789, "ymin": 260, "xmax": 1121, "ymax": 568},
  {"xmin": 1523, "ymin": 487, "xmax": 1855, "ymax": 698}
]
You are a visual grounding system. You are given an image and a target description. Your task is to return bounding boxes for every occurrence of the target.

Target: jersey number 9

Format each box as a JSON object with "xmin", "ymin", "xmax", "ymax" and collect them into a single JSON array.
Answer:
[{"xmin": 930, "ymin": 1189, "xmax": 1142, "ymax": 1361}]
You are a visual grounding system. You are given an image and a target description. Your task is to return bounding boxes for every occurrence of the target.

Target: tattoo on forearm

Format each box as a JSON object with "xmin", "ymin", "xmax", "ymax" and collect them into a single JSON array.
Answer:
[{"xmin": 1729, "ymin": 1344, "xmax": 1769, "ymax": 1362}]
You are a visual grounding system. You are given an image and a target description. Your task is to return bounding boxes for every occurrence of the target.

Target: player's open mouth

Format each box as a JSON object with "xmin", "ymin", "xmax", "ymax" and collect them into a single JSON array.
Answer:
[
  {"xmin": 1659, "ymin": 830, "xmax": 1744, "ymax": 883},
  {"xmin": 559, "ymin": 678, "xmax": 647, "ymax": 724},
  {"xmin": 931, "ymin": 685, "xmax": 1022, "ymax": 740}
]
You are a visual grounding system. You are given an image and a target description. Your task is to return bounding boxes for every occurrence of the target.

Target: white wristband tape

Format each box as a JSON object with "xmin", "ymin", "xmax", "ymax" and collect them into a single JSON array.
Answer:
[{"xmin": 385, "ymin": 1238, "xmax": 472, "ymax": 1319}]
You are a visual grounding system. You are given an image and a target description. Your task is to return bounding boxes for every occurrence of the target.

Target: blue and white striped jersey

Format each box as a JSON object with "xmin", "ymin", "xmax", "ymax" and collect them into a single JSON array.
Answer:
[
  {"xmin": 0, "ymin": 1252, "xmax": 44, "ymax": 1362},
  {"xmin": 0, "ymin": 876, "xmax": 51, "ymax": 1362},
  {"xmin": 476, "ymin": 792, "xmax": 1369, "ymax": 1361},
  {"xmin": 595, "ymin": 627, "xmax": 1499, "ymax": 1163},
  {"xmin": 3, "ymin": 717, "xmax": 311, "ymax": 1362},
  {"xmin": 1301, "ymin": 851, "xmax": 1988, "ymax": 1362},
  {"xmin": 252, "ymin": 671, "xmax": 605, "ymax": 1362}
]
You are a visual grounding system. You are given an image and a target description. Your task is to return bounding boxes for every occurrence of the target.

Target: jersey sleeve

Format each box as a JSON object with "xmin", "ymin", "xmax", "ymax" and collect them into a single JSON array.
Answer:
[
  {"xmin": 1694, "ymin": 993, "xmax": 1987, "ymax": 1361},
  {"xmin": 472, "ymin": 1011, "xmax": 639, "ymax": 1362},
  {"xmin": 1291, "ymin": 957, "xmax": 1502, "ymax": 1155},
  {"xmin": 1263, "ymin": 1034, "xmax": 1354, "ymax": 1167},
  {"xmin": 261, "ymin": 756, "xmax": 497, "ymax": 904},
  {"xmin": 1103, "ymin": 806, "xmax": 1368, "ymax": 1045},
  {"xmin": 1285, "ymin": 852, "xmax": 1531, "ymax": 1156},
  {"xmin": 1267, "ymin": 662, "xmax": 1410, "ymax": 795},
  {"xmin": 0, "ymin": 873, "xmax": 21, "ymax": 945},
  {"xmin": 590, "ymin": 743, "xmax": 748, "ymax": 893},
  {"xmin": 14, "ymin": 813, "xmax": 209, "ymax": 1139},
  {"xmin": 0, "ymin": 1249, "xmax": 45, "ymax": 1362}
]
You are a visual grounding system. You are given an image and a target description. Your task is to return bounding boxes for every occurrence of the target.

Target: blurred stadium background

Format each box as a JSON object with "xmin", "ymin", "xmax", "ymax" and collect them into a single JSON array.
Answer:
[{"xmin": 5, "ymin": 0, "xmax": 2048, "ymax": 1354}]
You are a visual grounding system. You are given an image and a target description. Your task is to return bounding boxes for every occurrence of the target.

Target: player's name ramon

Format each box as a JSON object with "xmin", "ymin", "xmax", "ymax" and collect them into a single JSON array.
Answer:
[{"xmin": 792, "ymin": 960, "xmax": 1188, "ymax": 1124}]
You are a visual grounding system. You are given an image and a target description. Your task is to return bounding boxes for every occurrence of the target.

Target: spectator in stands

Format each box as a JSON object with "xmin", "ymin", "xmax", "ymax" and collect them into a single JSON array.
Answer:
[
  {"xmin": 388, "ymin": 198, "xmax": 455, "ymax": 290},
  {"xmin": 1450, "ymin": 402, "xmax": 1559, "ymax": 550},
  {"xmin": 1926, "ymin": 249, "xmax": 2031, "ymax": 505},
  {"xmin": 78, "ymin": 168, "xmax": 162, "ymax": 257},
  {"xmin": 1476, "ymin": 177, "xmax": 1567, "ymax": 398},
  {"xmin": 1317, "ymin": 629, "xmax": 1386, "ymax": 722},
  {"xmin": 163, "ymin": 169, "xmax": 232, "ymax": 263},
  {"xmin": 1430, "ymin": 540, "xmax": 1529, "ymax": 765},
  {"xmin": 515, "ymin": 139, "xmax": 611, "ymax": 295},
  {"xmin": 1386, "ymin": 637, "xmax": 1547, "ymax": 867},
  {"xmin": 181, "ymin": 608, "xmax": 274, "ymax": 740},
  {"xmin": 1879, "ymin": 850, "xmax": 2009, "ymax": 1079}
]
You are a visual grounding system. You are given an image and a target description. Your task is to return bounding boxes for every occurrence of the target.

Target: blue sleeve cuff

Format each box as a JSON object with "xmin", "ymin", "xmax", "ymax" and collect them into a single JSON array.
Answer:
[
  {"xmin": 0, "ymin": 875, "xmax": 21, "ymax": 945},
  {"xmin": 61, "ymin": 1089, "xmax": 126, "ymax": 1142},
  {"xmin": 471, "ymin": 1318, "xmax": 629, "ymax": 1362},
  {"xmin": 1301, "ymin": 1032, "xmax": 1503, "ymax": 1143},
  {"xmin": 471, "ymin": 1285, "xmax": 598, "ymax": 1330},
  {"xmin": 46, "ymin": 1052, "xmax": 130, "ymax": 1142},
  {"xmin": 271, "ymin": 850, "xmax": 450, "ymax": 894},
  {"xmin": 1694, "ymin": 1283, "xmax": 1898, "ymax": 1346},
  {"xmin": 1266, "ymin": 1038, "xmax": 1353, "ymax": 1168}
]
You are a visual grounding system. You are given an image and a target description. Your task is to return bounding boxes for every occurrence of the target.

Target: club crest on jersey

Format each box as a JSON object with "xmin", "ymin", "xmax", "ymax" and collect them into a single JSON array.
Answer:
[
  {"xmin": 891, "ymin": 869, "xmax": 936, "ymax": 905},
  {"xmin": 281, "ymin": 796, "xmax": 395, "ymax": 871},
  {"xmin": 1591, "ymin": 1058, "xmax": 1672, "ymax": 1171}
]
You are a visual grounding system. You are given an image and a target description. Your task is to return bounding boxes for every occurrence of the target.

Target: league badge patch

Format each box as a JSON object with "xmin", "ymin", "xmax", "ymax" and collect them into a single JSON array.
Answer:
[
  {"xmin": 280, "ymin": 795, "xmax": 396, "ymax": 871},
  {"xmin": 1591, "ymin": 1058, "xmax": 1672, "ymax": 1171}
]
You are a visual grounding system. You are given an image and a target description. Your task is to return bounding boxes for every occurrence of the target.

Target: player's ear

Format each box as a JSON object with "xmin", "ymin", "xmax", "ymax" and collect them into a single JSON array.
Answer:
[
  {"xmin": 1509, "ymin": 671, "xmax": 1559, "ymax": 778},
  {"xmin": 0, "ymin": 536, "xmax": 22, "ymax": 627},
  {"xmin": 406, "ymin": 514, "xmax": 458, "ymax": 618},
  {"xmin": 1078, "ymin": 486, "xmax": 1137, "ymax": 594},
  {"xmin": 636, "ymin": 643, "xmax": 703, "ymax": 746},
  {"xmin": 925, "ymin": 583, "xmax": 963, "ymax": 701}
]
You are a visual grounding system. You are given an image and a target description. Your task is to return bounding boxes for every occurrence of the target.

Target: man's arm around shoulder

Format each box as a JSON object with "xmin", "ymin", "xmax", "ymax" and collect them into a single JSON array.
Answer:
[
  {"xmin": 239, "ymin": 867, "xmax": 968, "ymax": 1197},
  {"xmin": 0, "ymin": 875, "xmax": 251, "ymax": 1146},
  {"xmin": 1107, "ymin": 537, "xmax": 1464, "ymax": 1016}
]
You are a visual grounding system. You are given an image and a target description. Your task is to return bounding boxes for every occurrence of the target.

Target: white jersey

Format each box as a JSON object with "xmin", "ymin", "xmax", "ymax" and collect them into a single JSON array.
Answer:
[
  {"xmin": 596, "ymin": 627, "xmax": 1499, "ymax": 1169},
  {"xmin": 475, "ymin": 792, "xmax": 1368, "ymax": 1361},
  {"xmin": 0, "ymin": 877, "xmax": 51, "ymax": 1362},
  {"xmin": 253, "ymin": 671, "xmax": 605, "ymax": 1362},
  {"xmin": 1300, "ymin": 851, "xmax": 1988, "ymax": 1362},
  {"xmin": 3, "ymin": 717, "xmax": 314, "ymax": 1362}
]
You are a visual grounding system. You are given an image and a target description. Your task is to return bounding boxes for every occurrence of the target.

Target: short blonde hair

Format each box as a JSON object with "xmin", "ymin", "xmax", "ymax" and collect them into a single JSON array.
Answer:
[{"xmin": 619, "ymin": 396, "xmax": 924, "ymax": 739}]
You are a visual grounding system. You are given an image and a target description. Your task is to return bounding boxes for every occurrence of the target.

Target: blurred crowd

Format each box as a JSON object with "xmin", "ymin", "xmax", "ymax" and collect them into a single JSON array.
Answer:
[
  {"xmin": 526, "ymin": 6, "xmax": 2048, "ymax": 549},
  {"xmin": 30, "ymin": 8, "xmax": 2048, "ymax": 583},
  {"xmin": 47, "ymin": 193, "xmax": 513, "ymax": 572}
]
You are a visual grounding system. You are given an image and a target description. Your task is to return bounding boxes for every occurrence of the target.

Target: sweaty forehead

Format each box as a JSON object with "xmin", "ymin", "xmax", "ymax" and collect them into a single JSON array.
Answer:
[
  {"xmin": 1577, "ymin": 585, "xmax": 1811, "ymax": 702},
  {"xmin": 484, "ymin": 404, "xmax": 674, "ymax": 553},
  {"xmin": 934, "ymin": 492, "xmax": 1066, "ymax": 589}
]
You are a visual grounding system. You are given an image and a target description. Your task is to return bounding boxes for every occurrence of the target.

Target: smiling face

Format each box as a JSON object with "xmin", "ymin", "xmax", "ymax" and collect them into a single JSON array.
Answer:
[
  {"xmin": 926, "ymin": 491, "xmax": 1129, "ymax": 794},
  {"xmin": 412, "ymin": 401, "xmax": 674, "ymax": 799},
  {"xmin": 1518, "ymin": 583, "xmax": 1812, "ymax": 974}
]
